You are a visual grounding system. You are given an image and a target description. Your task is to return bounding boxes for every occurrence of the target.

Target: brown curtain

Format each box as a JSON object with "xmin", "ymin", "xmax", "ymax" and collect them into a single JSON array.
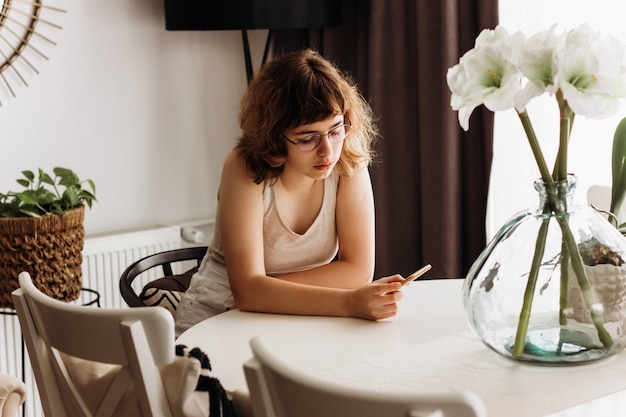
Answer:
[{"xmin": 273, "ymin": 0, "xmax": 498, "ymax": 279}]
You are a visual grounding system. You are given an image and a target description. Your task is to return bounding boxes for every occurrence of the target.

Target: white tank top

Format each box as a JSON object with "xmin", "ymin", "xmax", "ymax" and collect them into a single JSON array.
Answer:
[{"xmin": 175, "ymin": 169, "xmax": 340, "ymax": 333}]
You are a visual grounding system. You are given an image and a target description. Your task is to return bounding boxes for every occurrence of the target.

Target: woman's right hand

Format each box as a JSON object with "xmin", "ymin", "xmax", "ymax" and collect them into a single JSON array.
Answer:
[{"xmin": 348, "ymin": 275, "xmax": 404, "ymax": 320}]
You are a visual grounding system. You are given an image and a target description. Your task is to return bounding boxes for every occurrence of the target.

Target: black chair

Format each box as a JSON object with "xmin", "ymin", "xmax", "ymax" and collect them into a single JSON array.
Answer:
[{"xmin": 119, "ymin": 246, "xmax": 208, "ymax": 309}]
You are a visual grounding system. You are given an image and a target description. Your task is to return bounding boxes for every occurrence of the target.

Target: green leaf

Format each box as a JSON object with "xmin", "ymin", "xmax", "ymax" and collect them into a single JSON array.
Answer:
[
  {"xmin": 18, "ymin": 208, "xmax": 42, "ymax": 218},
  {"xmin": 21, "ymin": 170, "xmax": 35, "ymax": 183},
  {"xmin": 79, "ymin": 190, "xmax": 97, "ymax": 209},
  {"xmin": 41, "ymin": 172, "xmax": 55, "ymax": 186},
  {"xmin": 55, "ymin": 167, "xmax": 80, "ymax": 188},
  {"xmin": 49, "ymin": 202, "xmax": 64, "ymax": 215},
  {"xmin": 85, "ymin": 179, "xmax": 96, "ymax": 194},
  {"xmin": 63, "ymin": 188, "xmax": 80, "ymax": 208},
  {"xmin": 1, "ymin": 167, "xmax": 96, "ymax": 217},
  {"xmin": 14, "ymin": 191, "xmax": 41, "ymax": 206},
  {"xmin": 53, "ymin": 167, "xmax": 73, "ymax": 176},
  {"xmin": 16, "ymin": 179, "xmax": 30, "ymax": 188},
  {"xmin": 610, "ymin": 117, "xmax": 626, "ymax": 217},
  {"xmin": 34, "ymin": 189, "xmax": 58, "ymax": 206}
]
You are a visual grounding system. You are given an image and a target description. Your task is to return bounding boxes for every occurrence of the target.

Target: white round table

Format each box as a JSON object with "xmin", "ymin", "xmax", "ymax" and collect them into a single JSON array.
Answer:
[
  {"xmin": 177, "ymin": 279, "xmax": 468, "ymax": 389},
  {"xmin": 176, "ymin": 278, "xmax": 626, "ymax": 417}
]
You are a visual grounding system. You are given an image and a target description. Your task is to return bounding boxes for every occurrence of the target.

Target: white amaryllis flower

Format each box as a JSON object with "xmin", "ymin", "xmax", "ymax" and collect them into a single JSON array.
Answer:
[
  {"xmin": 446, "ymin": 26, "xmax": 522, "ymax": 131},
  {"xmin": 514, "ymin": 25, "xmax": 560, "ymax": 112},
  {"xmin": 555, "ymin": 24, "xmax": 626, "ymax": 118}
]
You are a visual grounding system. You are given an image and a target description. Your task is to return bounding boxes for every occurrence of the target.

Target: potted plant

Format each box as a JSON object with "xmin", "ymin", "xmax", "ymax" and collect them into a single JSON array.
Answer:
[
  {"xmin": 0, "ymin": 167, "xmax": 96, "ymax": 308},
  {"xmin": 567, "ymin": 118, "xmax": 626, "ymax": 331}
]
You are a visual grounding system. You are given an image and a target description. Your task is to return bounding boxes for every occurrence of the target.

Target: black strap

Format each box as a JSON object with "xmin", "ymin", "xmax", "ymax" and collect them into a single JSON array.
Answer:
[{"xmin": 175, "ymin": 344, "xmax": 236, "ymax": 417}]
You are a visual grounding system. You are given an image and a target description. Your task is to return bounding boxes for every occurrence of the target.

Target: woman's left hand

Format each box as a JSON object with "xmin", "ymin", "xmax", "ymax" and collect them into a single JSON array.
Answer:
[{"xmin": 346, "ymin": 275, "xmax": 404, "ymax": 320}]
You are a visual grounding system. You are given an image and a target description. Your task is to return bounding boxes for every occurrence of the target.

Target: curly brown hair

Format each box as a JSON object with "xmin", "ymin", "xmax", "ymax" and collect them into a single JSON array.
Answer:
[{"xmin": 236, "ymin": 49, "xmax": 378, "ymax": 184}]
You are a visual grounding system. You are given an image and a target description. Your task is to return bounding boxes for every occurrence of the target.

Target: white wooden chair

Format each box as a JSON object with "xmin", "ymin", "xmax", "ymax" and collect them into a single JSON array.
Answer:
[
  {"xmin": 243, "ymin": 336, "xmax": 487, "ymax": 417},
  {"xmin": 12, "ymin": 271, "xmax": 176, "ymax": 417}
]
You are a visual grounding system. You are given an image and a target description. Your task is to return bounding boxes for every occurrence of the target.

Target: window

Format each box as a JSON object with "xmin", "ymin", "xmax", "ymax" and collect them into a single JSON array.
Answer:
[{"xmin": 487, "ymin": 0, "xmax": 626, "ymax": 239}]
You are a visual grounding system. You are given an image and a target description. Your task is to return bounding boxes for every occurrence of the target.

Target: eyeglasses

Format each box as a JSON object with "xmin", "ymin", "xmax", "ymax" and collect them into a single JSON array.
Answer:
[{"xmin": 283, "ymin": 123, "xmax": 351, "ymax": 152}]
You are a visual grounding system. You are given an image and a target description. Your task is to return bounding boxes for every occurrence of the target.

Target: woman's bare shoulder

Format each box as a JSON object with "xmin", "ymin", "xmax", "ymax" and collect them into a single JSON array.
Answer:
[
  {"xmin": 221, "ymin": 148, "xmax": 263, "ymax": 191},
  {"xmin": 337, "ymin": 165, "xmax": 372, "ymax": 190},
  {"xmin": 222, "ymin": 148, "xmax": 248, "ymax": 178},
  {"xmin": 223, "ymin": 148, "xmax": 243, "ymax": 169}
]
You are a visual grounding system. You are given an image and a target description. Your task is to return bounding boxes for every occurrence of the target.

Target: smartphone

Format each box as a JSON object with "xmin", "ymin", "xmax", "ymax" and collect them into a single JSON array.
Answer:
[{"xmin": 401, "ymin": 264, "xmax": 432, "ymax": 286}]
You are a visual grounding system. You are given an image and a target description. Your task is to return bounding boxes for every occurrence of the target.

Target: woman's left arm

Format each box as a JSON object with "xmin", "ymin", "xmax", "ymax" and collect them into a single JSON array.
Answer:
[
  {"xmin": 276, "ymin": 167, "xmax": 376, "ymax": 288},
  {"xmin": 333, "ymin": 166, "xmax": 376, "ymax": 282}
]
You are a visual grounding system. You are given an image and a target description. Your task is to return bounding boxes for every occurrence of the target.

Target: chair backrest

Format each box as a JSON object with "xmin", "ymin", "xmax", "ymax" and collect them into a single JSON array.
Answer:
[
  {"xmin": 243, "ymin": 337, "xmax": 487, "ymax": 417},
  {"xmin": 12, "ymin": 271, "xmax": 175, "ymax": 417},
  {"xmin": 120, "ymin": 246, "xmax": 207, "ymax": 308}
]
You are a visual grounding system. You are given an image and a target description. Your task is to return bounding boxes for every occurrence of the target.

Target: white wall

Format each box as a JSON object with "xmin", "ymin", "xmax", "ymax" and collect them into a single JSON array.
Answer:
[
  {"xmin": 6, "ymin": 0, "xmax": 623, "ymax": 242},
  {"xmin": 487, "ymin": 0, "xmax": 626, "ymax": 239},
  {"xmin": 1, "ymin": 0, "xmax": 268, "ymax": 236}
]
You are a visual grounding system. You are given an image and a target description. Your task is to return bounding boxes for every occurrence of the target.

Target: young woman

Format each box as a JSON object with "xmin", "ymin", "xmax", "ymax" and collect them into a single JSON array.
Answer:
[{"xmin": 175, "ymin": 49, "xmax": 404, "ymax": 336}]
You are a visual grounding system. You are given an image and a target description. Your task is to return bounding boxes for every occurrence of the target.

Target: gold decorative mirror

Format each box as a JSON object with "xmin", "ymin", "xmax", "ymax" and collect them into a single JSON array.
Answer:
[{"xmin": 0, "ymin": 0, "xmax": 65, "ymax": 105}]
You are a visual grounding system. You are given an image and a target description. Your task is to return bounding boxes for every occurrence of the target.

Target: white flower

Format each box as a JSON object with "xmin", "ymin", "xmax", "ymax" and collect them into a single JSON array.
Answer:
[
  {"xmin": 514, "ymin": 25, "xmax": 560, "ymax": 111},
  {"xmin": 448, "ymin": 24, "xmax": 626, "ymax": 127},
  {"xmin": 555, "ymin": 24, "xmax": 626, "ymax": 118},
  {"xmin": 446, "ymin": 27, "xmax": 521, "ymax": 130}
]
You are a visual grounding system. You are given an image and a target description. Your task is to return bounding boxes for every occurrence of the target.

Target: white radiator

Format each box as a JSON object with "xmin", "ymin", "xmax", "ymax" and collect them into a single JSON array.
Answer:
[
  {"xmin": 1, "ymin": 222, "xmax": 214, "ymax": 417},
  {"xmin": 82, "ymin": 225, "xmax": 183, "ymax": 309}
]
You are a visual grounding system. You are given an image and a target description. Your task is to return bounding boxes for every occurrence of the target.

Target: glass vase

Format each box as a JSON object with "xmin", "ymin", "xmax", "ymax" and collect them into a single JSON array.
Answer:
[{"xmin": 464, "ymin": 175, "xmax": 626, "ymax": 365}]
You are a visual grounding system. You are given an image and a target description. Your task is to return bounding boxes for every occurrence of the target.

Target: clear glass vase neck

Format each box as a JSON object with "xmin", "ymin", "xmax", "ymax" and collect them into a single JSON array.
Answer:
[{"xmin": 534, "ymin": 174, "xmax": 577, "ymax": 215}]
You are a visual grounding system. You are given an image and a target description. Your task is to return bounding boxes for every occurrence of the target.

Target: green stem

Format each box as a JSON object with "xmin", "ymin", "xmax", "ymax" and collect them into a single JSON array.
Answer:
[
  {"xmin": 553, "ymin": 116, "xmax": 570, "ymax": 181},
  {"xmin": 513, "ymin": 218, "xmax": 550, "ymax": 357},
  {"xmin": 554, "ymin": 93, "xmax": 572, "ymax": 328},
  {"xmin": 557, "ymin": 216, "xmax": 614, "ymax": 347},
  {"xmin": 544, "ymin": 181, "xmax": 612, "ymax": 348},
  {"xmin": 559, "ymin": 238, "xmax": 569, "ymax": 326},
  {"xmin": 516, "ymin": 99, "xmax": 613, "ymax": 353},
  {"xmin": 552, "ymin": 92, "xmax": 574, "ymax": 181},
  {"xmin": 517, "ymin": 110, "xmax": 553, "ymax": 184},
  {"xmin": 513, "ymin": 110, "xmax": 555, "ymax": 357}
]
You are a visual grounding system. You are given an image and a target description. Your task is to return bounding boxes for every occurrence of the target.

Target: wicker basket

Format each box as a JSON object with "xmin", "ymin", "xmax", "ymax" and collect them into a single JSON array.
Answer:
[{"xmin": 0, "ymin": 205, "xmax": 85, "ymax": 308}]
